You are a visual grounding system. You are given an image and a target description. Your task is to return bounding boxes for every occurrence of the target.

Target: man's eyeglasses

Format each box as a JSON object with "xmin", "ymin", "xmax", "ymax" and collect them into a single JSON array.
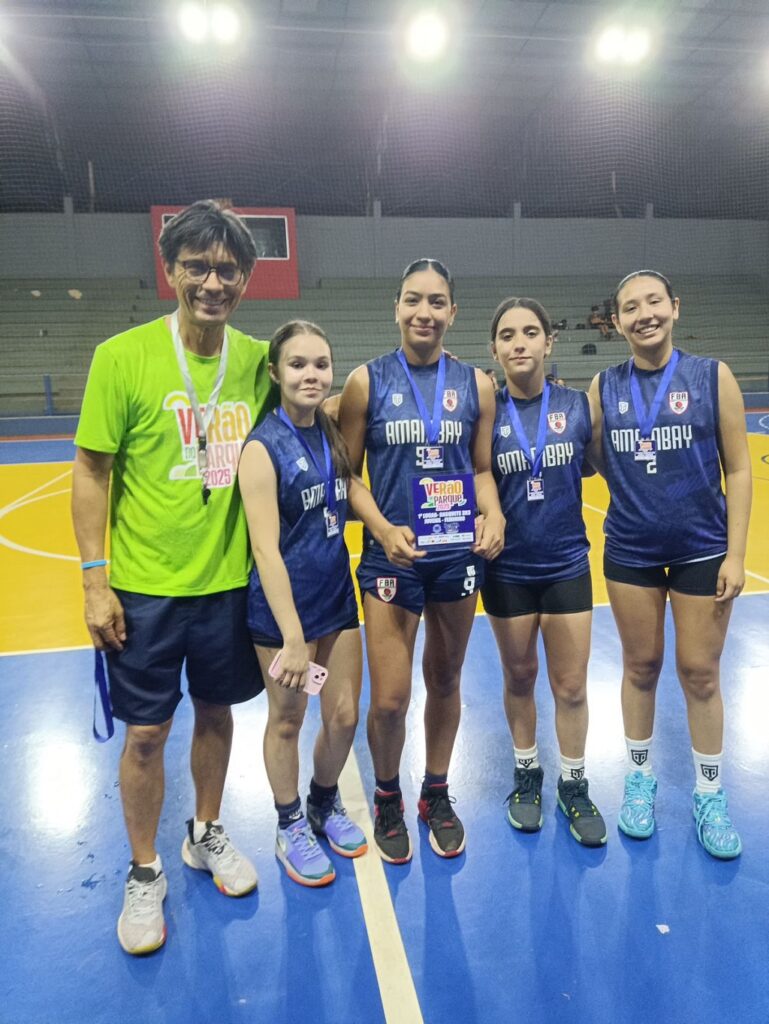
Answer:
[{"xmin": 177, "ymin": 260, "xmax": 243, "ymax": 286}]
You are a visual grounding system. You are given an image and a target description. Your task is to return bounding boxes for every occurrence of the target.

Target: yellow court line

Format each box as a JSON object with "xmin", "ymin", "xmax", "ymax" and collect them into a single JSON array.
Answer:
[{"xmin": 338, "ymin": 751, "xmax": 424, "ymax": 1024}]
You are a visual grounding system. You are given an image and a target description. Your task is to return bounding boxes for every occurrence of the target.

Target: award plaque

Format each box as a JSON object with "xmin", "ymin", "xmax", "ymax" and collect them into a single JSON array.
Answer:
[{"xmin": 410, "ymin": 472, "xmax": 476, "ymax": 549}]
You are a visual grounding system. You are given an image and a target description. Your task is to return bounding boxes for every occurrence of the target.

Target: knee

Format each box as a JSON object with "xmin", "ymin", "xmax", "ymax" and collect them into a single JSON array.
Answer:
[
  {"xmin": 325, "ymin": 700, "xmax": 359, "ymax": 738},
  {"xmin": 192, "ymin": 700, "xmax": 232, "ymax": 732},
  {"xmin": 269, "ymin": 711, "xmax": 305, "ymax": 744},
  {"xmin": 124, "ymin": 721, "xmax": 171, "ymax": 764},
  {"xmin": 678, "ymin": 662, "xmax": 719, "ymax": 702},
  {"xmin": 370, "ymin": 692, "xmax": 409, "ymax": 724},
  {"xmin": 503, "ymin": 661, "xmax": 538, "ymax": 696},
  {"xmin": 624, "ymin": 655, "xmax": 663, "ymax": 692},
  {"xmin": 551, "ymin": 674, "xmax": 586, "ymax": 709}
]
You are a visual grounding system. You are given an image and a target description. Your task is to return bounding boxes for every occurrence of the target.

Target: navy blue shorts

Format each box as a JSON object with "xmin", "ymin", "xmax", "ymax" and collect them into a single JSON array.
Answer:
[
  {"xmin": 107, "ymin": 587, "xmax": 264, "ymax": 726},
  {"xmin": 603, "ymin": 553, "xmax": 724, "ymax": 596},
  {"xmin": 357, "ymin": 547, "xmax": 484, "ymax": 616},
  {"xmin": 482, "ymin": 571, "xmax": 593, "ymax": 618}
]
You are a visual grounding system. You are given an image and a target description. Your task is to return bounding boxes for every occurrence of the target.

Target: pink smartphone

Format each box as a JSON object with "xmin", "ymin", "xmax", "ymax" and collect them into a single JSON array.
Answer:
[{"xmin": 268, "ymin": 652, "xmax": 329, "ymax": 695}]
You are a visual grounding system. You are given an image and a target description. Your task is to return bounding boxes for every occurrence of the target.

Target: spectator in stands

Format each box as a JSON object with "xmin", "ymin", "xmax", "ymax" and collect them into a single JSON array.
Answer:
[
  {"xmin": 589, "ymin": 268, "xmax": 750, "ymax": 859},
  {"xmin": 588, "ymin": 305, "xmax": 611, "ymax": 338},
  {"xmin": 72, "ymin": 200, "xmax": 271, "ymax": 955}
]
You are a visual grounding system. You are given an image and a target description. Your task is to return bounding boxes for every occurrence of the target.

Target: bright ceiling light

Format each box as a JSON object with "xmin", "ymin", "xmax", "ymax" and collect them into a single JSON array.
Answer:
[
  {"xmin": 624, "ymin": 28, "xmax": 651, "ymax": 65},
  {"xmin": 405, "ymin": 9, "xmax": 450, "ymax": 63},
  {"xmin": 178, "ymin": 1, "xmax": 208, "ymax": 43},
  {"xmin": 595, "ymin": 24, "xmax": 652, "ymax": 66},
  {"xmin": 211, "ymin": 4, "xmax": 240, "ymax": 45}
]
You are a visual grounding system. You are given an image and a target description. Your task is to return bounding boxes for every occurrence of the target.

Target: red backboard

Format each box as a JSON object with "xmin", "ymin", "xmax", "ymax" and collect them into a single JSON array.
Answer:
[{"xmin": 151, "ymin": 206, "xmax": 299, "ymax": 300}]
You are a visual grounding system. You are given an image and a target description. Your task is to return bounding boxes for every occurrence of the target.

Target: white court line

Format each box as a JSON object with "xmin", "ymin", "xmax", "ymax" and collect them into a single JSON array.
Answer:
[
  {"xmin": 339, "ymin": 751, "xmax": 424, "ymax": 1024},
  {"xmin": 0, "ymin": 488, "xmax": 79, "ymax": 561},
  {"xmin": 0, "ymin": 643, "xmax": 92, "ymax": 658}
]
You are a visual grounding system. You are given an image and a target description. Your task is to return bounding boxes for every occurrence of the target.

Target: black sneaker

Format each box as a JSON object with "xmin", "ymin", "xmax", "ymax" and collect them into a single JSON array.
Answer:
[
  {"xmin": 418, "ymin": 784, "xmax": 466, "ymax": 858},
  {"xmin": 373, "ymin": 791, "xmax": 412, "ymax": 864},
  {"xmin": 557, "ymin": 777, "xmax": 607, "ymax": 847},
  {"xmin": 506, "ymin": 766, "xmax": 544, "ymax": 832}
]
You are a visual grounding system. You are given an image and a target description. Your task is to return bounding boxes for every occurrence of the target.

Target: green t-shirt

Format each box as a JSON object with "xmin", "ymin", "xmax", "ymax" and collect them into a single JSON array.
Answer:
[{"xmin": 75, "ymin": 317, "xmax": 272, "ymax": 596}]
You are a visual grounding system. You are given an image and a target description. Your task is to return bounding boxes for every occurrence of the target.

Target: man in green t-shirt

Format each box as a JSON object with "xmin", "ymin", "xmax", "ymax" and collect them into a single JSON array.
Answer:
[{"xmin": 72, "ymin": 200, "xmax": 273, "ymax": 956}]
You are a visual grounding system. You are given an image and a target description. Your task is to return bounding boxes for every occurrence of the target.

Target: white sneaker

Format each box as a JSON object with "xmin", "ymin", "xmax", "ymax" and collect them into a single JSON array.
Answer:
[
  {"xmin": 181, "ymin": 819, "xmax": 258, "ymax": 896},
  {"xmin": 117, "ymin": 861, "xmax": 168, "ymax": 955}
]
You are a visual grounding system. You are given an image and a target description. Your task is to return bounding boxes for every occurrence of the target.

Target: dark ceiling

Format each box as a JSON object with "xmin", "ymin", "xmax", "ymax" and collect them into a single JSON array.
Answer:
[{"xmin": 1, "ymin": 0, "xmax": 768, "ymax": 216}]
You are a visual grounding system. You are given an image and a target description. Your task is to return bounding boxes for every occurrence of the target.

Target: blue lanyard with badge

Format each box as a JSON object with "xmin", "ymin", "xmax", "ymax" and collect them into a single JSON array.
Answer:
[
  {"xmin": 170, "ymin": 310, "xmax": 229, "ymax": 505},
  {"xmin": 396, "ymin": 350, "xmax": 447, "ymax": 468},
  {"xmin": 278, "ymin": 408, "xmax": 339, "ymax": 538},
  {"xmin": 629, "ymin": 350, "xmax": 680, "ymax": 470},
  {"xmin": 505, "ymin": 382, "xmax": 551, "ymax": 501}
]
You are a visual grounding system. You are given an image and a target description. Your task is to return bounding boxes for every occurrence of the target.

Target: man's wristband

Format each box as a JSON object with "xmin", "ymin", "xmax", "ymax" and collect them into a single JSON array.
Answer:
[{"xmin": 82, "ymin": 559, "xmax": 109, "ymax": 570}]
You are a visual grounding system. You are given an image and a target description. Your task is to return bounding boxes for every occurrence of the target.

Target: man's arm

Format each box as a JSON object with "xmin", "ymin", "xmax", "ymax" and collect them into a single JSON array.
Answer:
[{"xmin": 71, "ymin": 447, "xmax": 127, "ymax": 651}]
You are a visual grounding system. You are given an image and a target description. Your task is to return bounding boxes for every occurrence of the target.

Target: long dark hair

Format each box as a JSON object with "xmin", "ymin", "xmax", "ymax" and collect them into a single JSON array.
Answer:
[{"xmin": 269, "ymin": 320, "xmax": 353, "ymax": 480}]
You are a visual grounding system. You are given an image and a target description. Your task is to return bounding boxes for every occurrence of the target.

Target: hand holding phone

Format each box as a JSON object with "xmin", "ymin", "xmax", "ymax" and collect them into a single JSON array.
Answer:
[{"xmin": 268, "ymin": 651, "xmax": 329, "ymax": 695}]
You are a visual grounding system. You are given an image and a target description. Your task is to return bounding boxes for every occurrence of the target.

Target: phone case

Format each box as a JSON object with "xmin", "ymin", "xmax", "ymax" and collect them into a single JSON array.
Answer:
[{"xmin": 268, "ymin": 652, "xmax": 328, "ymax": 695}]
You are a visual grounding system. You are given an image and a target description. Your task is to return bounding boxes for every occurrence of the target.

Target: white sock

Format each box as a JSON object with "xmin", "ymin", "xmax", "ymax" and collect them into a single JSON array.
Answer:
[
  {"xmin": 136, "ymin": 854, "xmax": 162, "ymax": 872},
  {"xmin": 514, "ymin": 744, "xmax": 539, "ymax": 770},
  {"xmin": 193, "ymin": 818, "xmax": 220, "ymax": 843},
  {"xmin": 693, "ymin": 748, "xmax": 722, "ymax": 794},
  {"xmin": 625, "ymin": 735, "xmax": 654, "ymax": 776},
  {"xmin": 560, "ymin": 754, "xmax": 585, "ymax": 783}
]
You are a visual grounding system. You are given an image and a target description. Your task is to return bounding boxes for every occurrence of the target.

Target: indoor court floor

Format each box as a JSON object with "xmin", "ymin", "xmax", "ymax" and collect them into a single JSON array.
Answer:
[{"xmin": 1, "ymin": 417, "xmax": 768, "ymax": 1024}]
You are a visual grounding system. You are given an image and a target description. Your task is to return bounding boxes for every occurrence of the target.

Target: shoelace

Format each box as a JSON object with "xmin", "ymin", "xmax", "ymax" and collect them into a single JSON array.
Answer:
[
  {"xmin": 625, "ymin": 775, "xmax": 655, "ymax": 803},
  {"xmin": 199, "ymin": 824, "xmax": 240, "ymax": 868},
  {"xmin": 286, "ymin": 821, "xmax": 319, "ymax": 855},
  {"xmin": 327, "ymin": 805, "xmax": 357, "ymax": 837},
  {"xmin": 564, "ymin": 780, "xmax": 597, "ymax": 816},
  {"xmin": 506, "ymin": 772, "xmax": 540, "ymax": 805},
  {"xmin": 424, "ymin": 789, "xmax": 457, "ymax": 827},
  {"xmin": 695, "ymin": 793, "xmax": 733, "ymax": 837},
  {"xmin": 376, "ymin": 796, "xmax": 406, "ymax": 836},
  {"xmin": 125, "ymin": 874, "xmax": 163, "ymax": 920}
]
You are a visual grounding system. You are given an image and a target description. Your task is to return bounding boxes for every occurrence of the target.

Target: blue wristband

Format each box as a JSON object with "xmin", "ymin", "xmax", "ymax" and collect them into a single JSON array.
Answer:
[{"xmin": 82, "ymin": 559, "xmax": 109, "ymax": 570}]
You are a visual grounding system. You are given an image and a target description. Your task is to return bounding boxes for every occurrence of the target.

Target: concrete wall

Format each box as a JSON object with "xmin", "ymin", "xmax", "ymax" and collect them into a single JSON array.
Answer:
[{"xmin": 1, "ymin": 211, "xmax": 767, "ymax": 286}]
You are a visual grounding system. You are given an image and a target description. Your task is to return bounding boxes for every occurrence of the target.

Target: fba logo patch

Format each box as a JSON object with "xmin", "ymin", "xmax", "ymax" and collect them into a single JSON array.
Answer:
[
  {"xmin": 443, "ymin": 389, "xmax": 458, "ymax": 412},
  {"xmin": 376, "ymin": 577, "xmax": 397, "ymax": 603},
  {"xmin": 548, "ymin": 411, "xmax": 566, "ymax": 434},
  {"xmin": 619, "ymin": 401, "xmax": 629, "ymax": 415},
  {"xmin": 391, "ymin": 393, "xmax": 403, "ymax": 407},
  {"xmin": 500, "ymin": 424, "xmax": 511, "ymax": 438},
  {"xmin": 669, "ymin": 391, "xmax": 688, "ymax": 415},
  {"xmin": 296, "ymin": 457, "xmax": 309, "ymax": 472}
]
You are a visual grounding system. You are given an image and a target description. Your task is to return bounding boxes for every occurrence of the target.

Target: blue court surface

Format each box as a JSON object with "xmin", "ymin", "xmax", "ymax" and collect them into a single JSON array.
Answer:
[{"xmin": 2, "ymin": 598, "xmax": 769, "ymax": 1024}]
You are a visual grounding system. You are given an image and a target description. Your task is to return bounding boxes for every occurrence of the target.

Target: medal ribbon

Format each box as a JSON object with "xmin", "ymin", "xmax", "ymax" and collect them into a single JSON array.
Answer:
[
  {"xmin": 278, "ymin": 408, "xmax": 337, "ymax": 512},
  {"xmin": 629, "ymin": 349, "xmax": 680, "ymax": 439},
  {"xmin": 396, "ymin": 350, "xmax": 447, "ymax": 445},
  {"xmin": 505, "ymin": 382, "xmax": 551, "ymax": 479}
]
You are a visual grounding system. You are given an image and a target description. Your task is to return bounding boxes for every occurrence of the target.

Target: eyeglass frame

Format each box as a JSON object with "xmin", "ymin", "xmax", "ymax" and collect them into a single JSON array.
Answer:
[{"xmin": 176, "ymin": 259, "xmax": 245, "ymax": 286}]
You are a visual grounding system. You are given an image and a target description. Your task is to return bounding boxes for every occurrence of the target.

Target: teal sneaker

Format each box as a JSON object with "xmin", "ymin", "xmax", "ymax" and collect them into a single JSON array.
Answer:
[
  {"xmin": 307, "ymin": 796, "xmax": 368, "ymax": 858},
  {"xmin": 276, "ymin": 818, "xmax": 336, "ymax": 887},
  {"xmin": 693, "ymin": 789, "xmax": 742, "ymax": 860},
  {"xmin": 618, "ymin": 771, "xmax": 657, "ymax": 839}
]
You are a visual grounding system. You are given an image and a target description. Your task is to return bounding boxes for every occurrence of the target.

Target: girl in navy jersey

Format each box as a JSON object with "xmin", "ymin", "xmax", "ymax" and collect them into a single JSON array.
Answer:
[
  {"xmin": 239, "ymin": 320, "xmax": 376, "ymax": 887},
  {"xmin": 339, "ymin": 259, "xmax": 505, "ymax": 864},
  {"xmin": 588, "ymin": 271, "xmax": 751, "ymax": 859},
  {"xmin": 483, "ymin": 298, "xmax": 607, "ymax": 846}
]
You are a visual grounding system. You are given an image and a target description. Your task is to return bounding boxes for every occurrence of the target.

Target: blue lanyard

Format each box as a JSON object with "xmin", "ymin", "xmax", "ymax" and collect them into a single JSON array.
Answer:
[
  {"xmin": 629, "ymin": 350, "xmax": 680, "ymax": 439},
  {"xmin": 93, "ymin": 650, "xmax": 114, "ymax": 743},
  {"xmin": 278, "ymin": 408, "xmax": 337, "ymax": 512},
  {"xmin": 396, "ymin": 350, "xmax": 446, "ymax": 445},
  {"xmin": 505, "ymin": 382, "xmax": 551, "ymax": 478}
]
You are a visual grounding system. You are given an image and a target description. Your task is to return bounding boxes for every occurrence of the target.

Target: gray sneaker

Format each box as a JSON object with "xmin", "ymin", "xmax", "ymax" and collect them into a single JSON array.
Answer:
[
  {"xmin": 506, "ymin": 766, "xmax": 544, "ymax": 832},
  {"xmin": 181, "ymin": 819, "xmax": 258, "ymax": 896},
  {"xmin": 117, "ymin": 861, "xmax": 168, "ymax": 955}
]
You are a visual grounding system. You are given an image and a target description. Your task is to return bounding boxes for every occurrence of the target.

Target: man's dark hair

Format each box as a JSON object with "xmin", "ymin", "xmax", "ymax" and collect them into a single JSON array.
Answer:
[{"xmin": 158, "ymin": 199, "xmax": 258, "ymax": 274}]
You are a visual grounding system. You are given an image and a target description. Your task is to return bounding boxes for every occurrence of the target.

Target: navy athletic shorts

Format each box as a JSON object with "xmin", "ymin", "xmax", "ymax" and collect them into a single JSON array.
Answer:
[
  {"xmin": 482, "ymin": 571, "xmax": 593, "ymax": 618},
  {"xmin": 357, "ymin": 547, "xmax": 484, "ymax": 616},
  {"xmin": 106, "ymin": 586, "xmax": 263, "ymax": 725}
]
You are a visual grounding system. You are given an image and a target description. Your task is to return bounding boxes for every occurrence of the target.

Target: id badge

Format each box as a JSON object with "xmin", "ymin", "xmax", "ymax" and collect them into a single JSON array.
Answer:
[
  {"xmin": 324, "ymin": 508, "xmax": 340, "ymax": 538},
  {"xmin": 634, "ymin": 438, "xmax": 657, "ymax": 462},
  {"xmin": 527, "ymin": 477, "xmax": 545, "ymax": 502},
  {"xmin": 416, "ymin": 445, "xmax": 444, "ymax": 469}
]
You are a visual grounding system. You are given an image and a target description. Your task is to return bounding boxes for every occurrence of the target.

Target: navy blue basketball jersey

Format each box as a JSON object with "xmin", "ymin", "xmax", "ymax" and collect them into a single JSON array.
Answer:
[
  {"xmin": 488, "ymin": 384, "xmax": 591, "ymax": 584},
  {"xmin": 600, "ymin": 351, "xmax": 727, "ymax": 567},
  {"xmin": 244, "ymin": 411, "xmax": 357, "ymax": 642},
  {"xmin": 364, "ymin": 350, "xmax": 479, "ymax": 561}
]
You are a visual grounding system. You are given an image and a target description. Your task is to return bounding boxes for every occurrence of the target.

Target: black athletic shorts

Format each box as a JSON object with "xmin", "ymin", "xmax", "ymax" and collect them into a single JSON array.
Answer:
[
  {"xmin": 482, "ymin": 571, "xmax": 593, "ymax": 618},
  {"xmin": 603, "ymin": 553, "xmax": 724, "ymax": 596},
  {"xmin": 107, "ymin": 586, "xmax": 264, "ymax": 725}
]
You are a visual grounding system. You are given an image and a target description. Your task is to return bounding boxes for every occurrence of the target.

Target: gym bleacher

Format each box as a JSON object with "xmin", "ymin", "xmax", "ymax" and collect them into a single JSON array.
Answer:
[{"xmin": 0, "ymin": 275, "xmax": 767, "ymax": 417}]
